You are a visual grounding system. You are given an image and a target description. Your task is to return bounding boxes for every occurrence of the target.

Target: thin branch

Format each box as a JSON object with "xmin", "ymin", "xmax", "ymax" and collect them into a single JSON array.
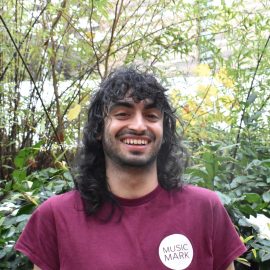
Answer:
[
  {"xmin": 0, "ymin": 15, "xmax": 70, "ymax": 166},
  {"xmin": 89, "ymin": 0, "xmax": 102, "ymax": 77},
  {"xmin": 183, "ymin": 81, "xmax": 215, "ymax": 133},
  {"xmin": 232, "ymin": 34, "xmax": 270, "ymax": 159},
  {"xmin": 104, "ymin": 0, "xmax": 124, "ymax": 77},
  {"xmin": 0, "ymin": 3, "xmax": 49, "ymax": 81}
]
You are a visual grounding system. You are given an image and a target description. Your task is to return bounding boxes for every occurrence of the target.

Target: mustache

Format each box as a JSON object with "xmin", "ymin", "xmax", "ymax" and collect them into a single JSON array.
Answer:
[{"xmin": 116, "ymin": 129, "xmax": 155, "ymax": 140}]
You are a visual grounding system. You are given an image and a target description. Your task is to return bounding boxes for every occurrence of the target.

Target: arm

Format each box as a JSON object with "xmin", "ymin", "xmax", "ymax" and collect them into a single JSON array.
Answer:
[
  {"xmin": 33, "ymin": 265, "xmax": 41, "ymax": 270},
  {"xmin": 226, "ymin": 262, "xmax": 235, "ymax": 270}
]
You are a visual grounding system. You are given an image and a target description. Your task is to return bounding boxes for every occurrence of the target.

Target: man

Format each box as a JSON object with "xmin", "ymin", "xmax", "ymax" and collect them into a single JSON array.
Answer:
[{"xmin": 15, "ymin": 67, "xmax": 246, "ymax": 270}]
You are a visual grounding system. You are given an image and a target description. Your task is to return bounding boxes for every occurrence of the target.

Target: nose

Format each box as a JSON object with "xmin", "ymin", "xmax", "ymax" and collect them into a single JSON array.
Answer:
[{"xmin": 128, "ymin": 113, "xmax": 147, "ymax": 133}]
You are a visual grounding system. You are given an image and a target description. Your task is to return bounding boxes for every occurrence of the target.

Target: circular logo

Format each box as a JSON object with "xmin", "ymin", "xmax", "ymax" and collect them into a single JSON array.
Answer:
[{"xmin": 159, "ymin": 234, "xmax": 193, "ymax": 270}]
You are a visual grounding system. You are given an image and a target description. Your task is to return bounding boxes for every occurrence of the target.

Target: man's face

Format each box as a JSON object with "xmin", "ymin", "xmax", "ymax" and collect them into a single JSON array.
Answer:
[{"xmin": 102, "ymin": 96, "xmax": 163, "ymax": 168}]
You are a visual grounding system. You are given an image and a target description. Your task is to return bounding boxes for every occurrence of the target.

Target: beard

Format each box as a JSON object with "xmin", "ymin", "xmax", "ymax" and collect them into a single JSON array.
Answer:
[
  {"xmin": 102, "ymin": 131, "xmax": 162, "ymax": 169},
  {"xmin": 103, "ymin": 145, "xmax": 159, "ymax": 168}
]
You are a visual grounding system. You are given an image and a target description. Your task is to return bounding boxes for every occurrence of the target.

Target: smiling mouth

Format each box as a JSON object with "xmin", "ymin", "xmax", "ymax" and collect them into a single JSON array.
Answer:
[{"xmin": 121, "ymin": 138, "xmax": 149, "ymax": 145}]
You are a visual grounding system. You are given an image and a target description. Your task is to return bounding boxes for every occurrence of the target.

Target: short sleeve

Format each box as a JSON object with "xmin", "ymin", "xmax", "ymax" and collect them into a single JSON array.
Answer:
[
  {"xmin": 15, "ymin": 199, "xmax": 60, "ymax": 270},
  {"xmin": 212, "ymin": 196, "xmax": 247, "ymax": 270}
]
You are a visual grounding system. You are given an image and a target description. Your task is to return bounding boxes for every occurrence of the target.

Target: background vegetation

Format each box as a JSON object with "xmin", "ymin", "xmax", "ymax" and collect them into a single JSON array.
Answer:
[{"xmin": 0, "ymin": 0, "xmax": 269, "ymax": 269}]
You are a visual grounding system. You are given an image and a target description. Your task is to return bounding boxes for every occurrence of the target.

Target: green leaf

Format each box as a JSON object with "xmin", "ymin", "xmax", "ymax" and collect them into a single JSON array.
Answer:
[
  {"xmin": 230, "ymin": 176, "xmax": 247, "ymax": 189},
  {"xmin": 261, "ymin": 159, "xmax": 270, "ymax": 167},
  {"xmin": 260, "ymin": 250, "xmax": 270, "ymax": 262},
  {"xmin": 12, "ymin": 169, "xmax": 26, "ymax": 182},
  {"xmin": 0, "ymin": 249, "xmax": 7, "ymax": 259},
  {"xmin": 186, "ymin": 168, "xmax": 209, "ymax": 181},
  {"xmin": 6, "ymin": 226, "xmax": 16, "ymax": 238},
  {"xmin": 203, "ymin": 152, "xmax": 218, "ymax": 182},
  {"xmin": 14, "ymin": 148, "xmax": 31, "ymax": 169},
  {"xmin": 64, "ymin": 171, "xmax": 73, "ymax": 182},
  {"xmin": 16, "ymin": 204, "xmax": 36, "ymax": 215},
  {"xmin": 16, "ymin": 214, "xmax": 31, "ymax": 223},
  {"xmin": 215, "ymin": 191, "xmax": 232, "ymax": 205},
  {"xmin": 238, "ymin": 204, "xmax": 256, "ymax": 216},
  {"xmin": 0, "ymin": 217, "xmax": 5, "ymax": 226},
  {"xmin": 244, "ymin": 193, "xmax": 261, "ymax": 203},
  {"xmin": 14, "ymin": 141, "xmax": 44, "ymax": 169}
]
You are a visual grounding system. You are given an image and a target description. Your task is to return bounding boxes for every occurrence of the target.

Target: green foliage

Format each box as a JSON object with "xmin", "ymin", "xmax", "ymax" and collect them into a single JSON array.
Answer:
[
  {"xmin": 0, "ymin": 144, "xmax": 74, "ymax": 269},
  {"xmin": 185, "ymin": 140, "xmax": 270, "ymax": 268}
]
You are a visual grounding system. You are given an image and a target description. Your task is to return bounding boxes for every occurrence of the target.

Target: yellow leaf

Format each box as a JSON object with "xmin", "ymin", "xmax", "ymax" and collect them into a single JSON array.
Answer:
[
  {"xmin": 252, "ymin": 248, "xmax": 257, "ymax": 259},
  {"xmin": 220, "ymin": 95, "xmax": 234, "ymax": 105},
  {"xmin": 215, "ymin": 68, "xmax": 234, "ymax": 88},
  {"xmin": 243, "ymin": 235, "xmax": 254, "ymax": 243},
  {"xmin": 193, "ymin": 64, "xmax": 211, "ymax": 77},
  {"xmin": 86, "ymin": 32, "xmax": 95, "ymax": 40},
  {"xmin": 22, "ymin": 192, "xmax": 38, "ymax": 206},
  {"xmin": 169, "ymin": 88, "xmax": 182, "ymax": 107},
  {"xmin": 240, "ymin": 235, "xmax": 244, "ymax": 243},
  {"xmin": 197, "ymin": 84, "xmax": 218, "ymax": 97},
  {"xmin": 236, "ymin": 257, "xmax": 251, "ymax": 267},
  {"xmin": 67, "ymin": 104, "xmax": 81, "ymax": 121},
  {"xmin": 81, "ymin": 94, "xmax": 90, "ymax": 103},
  {"xmin": 198, "ymin": 130, "xmax": 208, "ymax": 139}
]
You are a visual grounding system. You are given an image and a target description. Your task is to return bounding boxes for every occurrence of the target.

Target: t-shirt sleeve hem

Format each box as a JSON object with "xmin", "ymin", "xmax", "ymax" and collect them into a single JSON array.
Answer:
[
  {"xmin": 217, "ymin": 245, "xmax": 247, "ymax": 270},
  {"xmin": 15, "ymin": 244, "xmax": 54, "ymax": 270}
]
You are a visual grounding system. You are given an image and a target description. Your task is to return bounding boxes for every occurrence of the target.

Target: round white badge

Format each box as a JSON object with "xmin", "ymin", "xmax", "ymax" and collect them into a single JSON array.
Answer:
[{"xmin": 159, "ymin": 234, "xmax": 193, "ymax": 270}]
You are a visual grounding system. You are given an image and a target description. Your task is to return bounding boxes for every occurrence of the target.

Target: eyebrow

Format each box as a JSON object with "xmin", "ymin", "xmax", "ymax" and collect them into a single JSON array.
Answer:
[
  {"xmin": 109, "ymin": 101, "xmax": 134, "ymax": 111},
  {"xmin": 108, "ymin": 100, "xmax": 160, "ymax": 111}
]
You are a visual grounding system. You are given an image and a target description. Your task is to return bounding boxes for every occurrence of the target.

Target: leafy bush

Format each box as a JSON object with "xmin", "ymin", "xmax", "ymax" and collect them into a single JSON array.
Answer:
[
  {"xmin": 185, "ymin": 141, "xmax": 270, "ymax": 269},
  {"xmin": 0, "ymin": 144, "xmax": 74, "ymax": 269}
]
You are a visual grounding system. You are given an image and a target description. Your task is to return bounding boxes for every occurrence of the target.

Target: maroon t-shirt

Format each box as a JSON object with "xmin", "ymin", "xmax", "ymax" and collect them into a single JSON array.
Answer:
[{"xmin": 15, "ymin": 185, "xmax": 246, "ymax": 270}]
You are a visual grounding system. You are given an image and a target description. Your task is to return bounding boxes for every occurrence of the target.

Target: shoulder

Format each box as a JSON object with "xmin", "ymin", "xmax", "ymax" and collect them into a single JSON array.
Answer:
[
  {"xmin": 182, "ymin": 184, "xmax": 219, "ymax": 198},
  {"xmin": 46, "ymin": 189, "xmax": 81, "ymax": 205},
  {"xmin": 36, "ymin": 190, "xmax": 83, "ymax": 215},
  {"xmin": 173, "ymin": 184, "xmax": 223, "ymax": 208}
]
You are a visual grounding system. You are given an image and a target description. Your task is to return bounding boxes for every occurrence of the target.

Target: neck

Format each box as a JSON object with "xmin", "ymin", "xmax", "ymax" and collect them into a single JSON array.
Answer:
[{"xmin": 106, "ymin": 162, "xmax": 159, "ymax": 199}]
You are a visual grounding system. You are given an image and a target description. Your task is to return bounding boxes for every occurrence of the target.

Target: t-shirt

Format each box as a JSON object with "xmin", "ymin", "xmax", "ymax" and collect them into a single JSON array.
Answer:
[{"xmin": 15, "ymin": 185, "xmax": 246, "ymax": 270}]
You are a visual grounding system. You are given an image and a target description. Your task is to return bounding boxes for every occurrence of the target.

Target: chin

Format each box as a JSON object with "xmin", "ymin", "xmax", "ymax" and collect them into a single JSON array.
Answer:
[{"xmin": 117, "ymin": 157, "xmax": 156, "ymax": 168}]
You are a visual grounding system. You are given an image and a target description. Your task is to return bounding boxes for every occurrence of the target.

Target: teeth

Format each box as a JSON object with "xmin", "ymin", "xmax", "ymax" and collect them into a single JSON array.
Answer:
[{"xmin": 123, "ymin": 139, "xmax": 148, "ymax": 145}]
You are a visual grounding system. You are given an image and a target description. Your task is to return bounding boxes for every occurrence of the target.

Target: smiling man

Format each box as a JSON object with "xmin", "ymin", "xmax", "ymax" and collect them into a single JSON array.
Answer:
[{"xmin": 15, "ymin": 67, "xmax": 246, "ymax": 270}]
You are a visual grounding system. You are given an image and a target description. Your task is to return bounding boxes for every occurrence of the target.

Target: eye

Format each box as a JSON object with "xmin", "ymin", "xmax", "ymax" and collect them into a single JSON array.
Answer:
[
  {"xmin": 145, "ymin": 113, "xmax": 161, "ymax": 121},
  {"xmin": 114, "ymin": 112, "xmax": 130, "ymax": 119}
]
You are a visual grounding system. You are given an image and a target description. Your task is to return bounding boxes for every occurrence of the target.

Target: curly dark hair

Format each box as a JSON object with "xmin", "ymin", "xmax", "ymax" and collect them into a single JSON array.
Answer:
[{"xmin": 74, "ymin": 67, "xmax": 188, "ymax": 217}]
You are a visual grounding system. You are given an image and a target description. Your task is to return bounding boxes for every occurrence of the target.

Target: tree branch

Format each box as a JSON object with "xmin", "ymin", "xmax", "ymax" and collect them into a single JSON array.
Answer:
[
  {"xmin": 0, "ymin": 15, "xmax": 70, "ymax": 166},
  {"xmin": 232, "ymin": 34, "xmax": 270, "ymax": 159},
  {"xmin": 0, "ymin": 3, "xmax": 49, "ymax": 81}
]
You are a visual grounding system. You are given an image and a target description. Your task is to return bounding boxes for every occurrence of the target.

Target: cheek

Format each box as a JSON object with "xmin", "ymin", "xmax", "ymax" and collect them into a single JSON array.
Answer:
[
  {"xmin": 155, "ymin": 123, "xmax": 164, "ymax": 136},
  {"xmin": 103, "ymin": 121, "xmax": 122, "ymax": 138}
]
